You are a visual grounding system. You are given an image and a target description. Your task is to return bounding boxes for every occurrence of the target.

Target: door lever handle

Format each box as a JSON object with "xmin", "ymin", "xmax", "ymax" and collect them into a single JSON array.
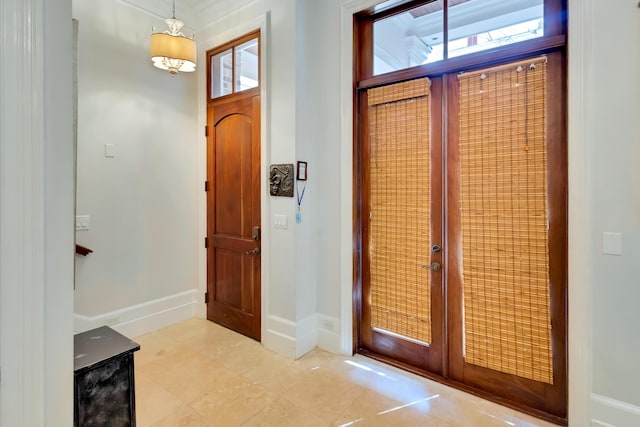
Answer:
[
  {"xmin": 246, "ymin": 247, "xmax": 260, "ymax": 256},
  {"xmin": 422, "ymin": 262, "xmax": 441, "ymax": 271}
]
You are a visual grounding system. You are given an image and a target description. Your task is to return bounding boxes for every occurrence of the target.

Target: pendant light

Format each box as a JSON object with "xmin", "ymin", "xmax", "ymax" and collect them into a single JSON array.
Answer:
[{"xmin": 150, "ymin": 0, "xmax": 196, "ymax": 75}]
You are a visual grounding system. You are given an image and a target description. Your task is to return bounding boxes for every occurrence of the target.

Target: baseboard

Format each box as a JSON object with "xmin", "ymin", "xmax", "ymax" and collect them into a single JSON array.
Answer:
[
  {"xmin": 592, "ymin": 393, "xmax": 640, "ymax": 427},
  {"xmin": 295, "ymin": 314, "xmax": 317, "ymax": 359},
  {"xmin": 317, "ymin": 313, "xmax": 342, "ymax": 354},
  {"xmin": 263, "ymin": 315, "xmax": 297, "ymax": 359},
  {"xmin": 262, "ymin": 313, "xmax": 332, "ymax": 359},
  {"xmin": 74, "ymin": 290, "xmax": 198, "ymax": 338}
]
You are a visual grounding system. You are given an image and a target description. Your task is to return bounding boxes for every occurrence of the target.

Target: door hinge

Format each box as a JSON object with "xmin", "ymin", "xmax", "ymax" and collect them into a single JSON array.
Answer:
[
  {"xmin": 204, "ymin": 181, "xmax": 209, "ymax": 192},
  {"xmin": 205, "ymin": 125, "xmax": 209, "ymax": 137},
  {"xmin": 204, "ymin": 237, "xmax": 209, "ymax": 248},
  {"xmin": 204, "ymin": 292, "xmax": 209, "ymax": 304}
]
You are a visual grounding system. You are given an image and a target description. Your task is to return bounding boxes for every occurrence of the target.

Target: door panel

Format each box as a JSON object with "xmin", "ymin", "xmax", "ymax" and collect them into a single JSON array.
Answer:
[
  {"xmin": 207, "ymin": 93, "xmax": 261, "ymax": 340},
  {"xmin": 447, "ymin": 53, "xmax": 566, "ymax": 418},
  {"xmin": 361, "ymin": 77, "xmax": 444, "ymax": 374}
]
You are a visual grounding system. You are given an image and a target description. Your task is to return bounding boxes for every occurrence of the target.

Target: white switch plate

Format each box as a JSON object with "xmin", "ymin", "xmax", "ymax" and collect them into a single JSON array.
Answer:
[
  {"xmin": 76, "ymin": 215, "xmax": 90, "ymax": 231},
  {"xmin": 105, "ymin": 144, "xmax": 116, "ymax": 158},
  {"xmin": 602, "ymin": 232, "xmax": 622, "ymax": 255},
  {"xmin": 274, "ymin": 214, "xmax": 288, "ymax": 229}
]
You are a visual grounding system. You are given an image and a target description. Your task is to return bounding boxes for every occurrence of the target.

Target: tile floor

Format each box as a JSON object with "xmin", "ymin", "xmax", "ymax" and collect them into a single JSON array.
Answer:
[{"xmin": 134, "ymin": 319, "xmax": 557, "ymax": 427}]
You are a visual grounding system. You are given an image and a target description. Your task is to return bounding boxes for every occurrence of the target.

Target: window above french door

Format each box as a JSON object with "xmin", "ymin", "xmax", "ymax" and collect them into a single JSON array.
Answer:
[{"xmin": 355, "ymin": 0, "xmax": 566, "ymax": 86}]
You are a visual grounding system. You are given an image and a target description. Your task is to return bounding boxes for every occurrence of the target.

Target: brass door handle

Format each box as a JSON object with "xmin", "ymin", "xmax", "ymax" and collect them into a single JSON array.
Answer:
[
  {"xmin": 422, "ymin": 262, "xmax": 441, "ymax": 271},
  {"xmin": 246, "ymin": 248, "xmax": 260, "ymax": 255}
]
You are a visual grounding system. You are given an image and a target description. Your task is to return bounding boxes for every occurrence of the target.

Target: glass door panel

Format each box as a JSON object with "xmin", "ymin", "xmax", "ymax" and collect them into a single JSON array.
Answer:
[{"xmin": 361, "ymin": 77, "xmax": 444, "ymax": 374}]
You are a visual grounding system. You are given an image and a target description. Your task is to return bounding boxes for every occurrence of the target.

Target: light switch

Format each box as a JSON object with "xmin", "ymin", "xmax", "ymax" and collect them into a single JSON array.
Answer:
[
  {"xmin": 602, "ymin": 232, "xmax": 622, "ymax": 255},
  {"xmin": 105, "ymin": 144, "xmax": 116, "ymax": 158},
  {"xmin": 76, "ymin": 215, "xmax": 90, "ymax": 231},
  {"xmin": 274, "ymin": 214, "xmax": 288, "ymax": 229}
]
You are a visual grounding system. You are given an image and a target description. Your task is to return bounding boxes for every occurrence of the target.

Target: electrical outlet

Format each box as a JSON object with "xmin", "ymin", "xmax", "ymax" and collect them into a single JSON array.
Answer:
[{"xmin": 322, "ymin": 319, "xmax": 335, "ymax": 332}]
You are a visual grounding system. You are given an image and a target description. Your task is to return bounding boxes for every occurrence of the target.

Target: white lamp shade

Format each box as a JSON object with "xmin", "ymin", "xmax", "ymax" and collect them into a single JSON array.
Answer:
[{"xmin": 150, "ymin": 33, "xmax": 196, "ymax": 72}]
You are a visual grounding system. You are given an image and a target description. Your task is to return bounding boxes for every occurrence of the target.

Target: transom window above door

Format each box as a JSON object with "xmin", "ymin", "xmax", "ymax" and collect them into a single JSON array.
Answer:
[
  {"xmin": 372, "ymin": 0, "xmax": 546, "ymax": 76},
  {"xmin": 209, "ymin": 32, "xmax": 259, "ymax": 99}
]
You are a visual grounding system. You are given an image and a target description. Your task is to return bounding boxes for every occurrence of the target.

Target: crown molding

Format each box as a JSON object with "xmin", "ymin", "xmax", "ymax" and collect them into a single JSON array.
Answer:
[{"xmin": 121, "ymin": 0, "xmax": 258, "ymax": 31}]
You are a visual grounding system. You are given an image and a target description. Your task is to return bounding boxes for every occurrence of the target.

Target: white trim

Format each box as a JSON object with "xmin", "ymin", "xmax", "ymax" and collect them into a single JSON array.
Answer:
[
  {"xmin": 0, "ymin": 0, "xmax": 46, "ymax": 423},
  {"xmin": 296, "ymin": 314, "xmax": 317, "ymax": 359},
  {"xmin": 340, "ymin": 0, "xmax": 378, "ymax": 357},
  {"xmin": 591, "ymin": 394, "xmax": 640, "ymax": 427},
  {"xmin": 1, "ymin": 0, "xmax": 74, "ymax": 425},
  {"xmin": 568, "ymin": 0, "xmax": 594, "ymax": 425},
  {"xmin": 339, "ymin": 0, "xmax": 401, "ymax": 356},
  {"xmin": 43, "ymin": 0, "xmax": 75, "ymax": 422},
  {"xmin": 195, "ymin": 13, "xmax": 271, "ymax": 346},
  {"xmin": 74, "ymin": 290, "xmax": 198, "ymax": 338},
  {"xmin": 191, "ymin": 0, "xmax": 256, "ymax": 31},
  {"xmin": 339, "ymin": 0, "xmax": 407, "ymax": 356},
  {"xmin": 262, "ymin": 314, "xmax": 323, "ymax": 360},
  {"xmin": 118, "ymin": 0, "xmax": 196, "ymax": 32},
  {"xmin": 263, "ymin": 314, "xmax": 297, "ymax": 359}
]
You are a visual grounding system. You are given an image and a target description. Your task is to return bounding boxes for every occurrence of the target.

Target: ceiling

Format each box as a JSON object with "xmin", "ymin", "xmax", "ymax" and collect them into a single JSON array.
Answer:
[{"xmin": 124, "ymin": 0, "xmax": 252, "ymax": 30}]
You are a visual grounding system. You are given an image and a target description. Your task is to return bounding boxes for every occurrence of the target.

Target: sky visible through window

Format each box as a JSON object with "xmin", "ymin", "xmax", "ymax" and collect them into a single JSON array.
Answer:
[
  {"xmin": 427, "ymin": 18, "xmax": 544, "ymax": 63},
  {"xmin": 373, "ymin": 0, "xmax": 545, "ymax": 75}
]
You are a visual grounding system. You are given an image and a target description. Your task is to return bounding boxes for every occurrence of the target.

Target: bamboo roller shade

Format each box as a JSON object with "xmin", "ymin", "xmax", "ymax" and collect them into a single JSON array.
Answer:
[
  {"xmin": 458, "ymin": 56, "xmax": 553, "ymax": 384},
  {"xmin": 367, "ymin": 78, "xmax": 432, "ymax": 345}
]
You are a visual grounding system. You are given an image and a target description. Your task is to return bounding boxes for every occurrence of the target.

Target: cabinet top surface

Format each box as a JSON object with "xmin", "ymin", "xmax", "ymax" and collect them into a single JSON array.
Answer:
[{"xmin": 74, "ymin": 326, "xmax": 140, "ymax": 372}]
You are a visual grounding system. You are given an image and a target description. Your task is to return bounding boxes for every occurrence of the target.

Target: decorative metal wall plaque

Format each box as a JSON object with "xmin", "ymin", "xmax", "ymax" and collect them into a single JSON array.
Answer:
[{"xmin": 269, "ymin": 164, "xmax": 294, "ymax": 197}]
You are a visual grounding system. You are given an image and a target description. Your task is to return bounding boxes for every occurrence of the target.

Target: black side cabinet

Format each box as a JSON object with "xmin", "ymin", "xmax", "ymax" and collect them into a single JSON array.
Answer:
[{"xmin": 74, "ymin": 326, "xmax": 140, "ymax": 427}]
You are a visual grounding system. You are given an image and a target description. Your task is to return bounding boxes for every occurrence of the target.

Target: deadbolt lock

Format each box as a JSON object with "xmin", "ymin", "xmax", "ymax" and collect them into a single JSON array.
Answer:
[{"xmin": 432, "ymin": 244, "xmax": 441, "ymax": 253}]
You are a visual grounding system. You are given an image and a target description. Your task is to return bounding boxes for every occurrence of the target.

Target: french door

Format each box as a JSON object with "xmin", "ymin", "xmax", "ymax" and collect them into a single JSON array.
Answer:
[
  {"xmin": 361, "ymin": 77, "xmax": 445, "ymax": 375},
  {"xmin": 358, "ymin": 53, "xmax": 567, "ymax": 421}
]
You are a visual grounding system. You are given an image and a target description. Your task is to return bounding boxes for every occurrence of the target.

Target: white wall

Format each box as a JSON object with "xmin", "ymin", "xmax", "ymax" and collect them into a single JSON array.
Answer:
[
  {"xmin": 586, "ymin": 1, "xmax": 640, "ymax": 425},
  {"xmin": 1, "ymin": 0, "xmax": 75, "ymax": 424},
  {"xmin": 196, "ymin": 0, "xmax": 311, "ymax": 358},
  {"xmin": 73, "ymin": 0, "xmax": 200, "ymax": 335},
  {"xmin": 193, "ymin": 0, "xmax": 348, "ymax": 357},
  {"xmin": 297, "ymin": 0, "xmax": 345, "ymax": 351},
  {"xmin": 294, "ymin": 0, "xmax": 319, "ymax": 352}
]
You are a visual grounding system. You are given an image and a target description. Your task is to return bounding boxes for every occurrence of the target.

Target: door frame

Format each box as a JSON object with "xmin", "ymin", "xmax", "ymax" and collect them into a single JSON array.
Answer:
[
  {"xmin": 340, "ymin": 0, "xmax": 590, "ymax": 425},
  {"xmin": 352, "ymin": 1, "xmax": 568, "ymax": 423},
  {"xmin": 197, "ymin": 16, "xmax": 270, "ymax": 341}
]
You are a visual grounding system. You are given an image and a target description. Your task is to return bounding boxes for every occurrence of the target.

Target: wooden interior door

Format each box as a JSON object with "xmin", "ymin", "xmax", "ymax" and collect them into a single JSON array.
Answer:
[
  {"xmin": 207, "ymin": 92, "xmax": 261, "ymax": 340},
  {"xmin": 358, "ymin": 54, "xmax": 567, "ymax": 422},
  {"xmin": 360, "ymin": 77, "xmax": 444, "ymax": 374}
]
